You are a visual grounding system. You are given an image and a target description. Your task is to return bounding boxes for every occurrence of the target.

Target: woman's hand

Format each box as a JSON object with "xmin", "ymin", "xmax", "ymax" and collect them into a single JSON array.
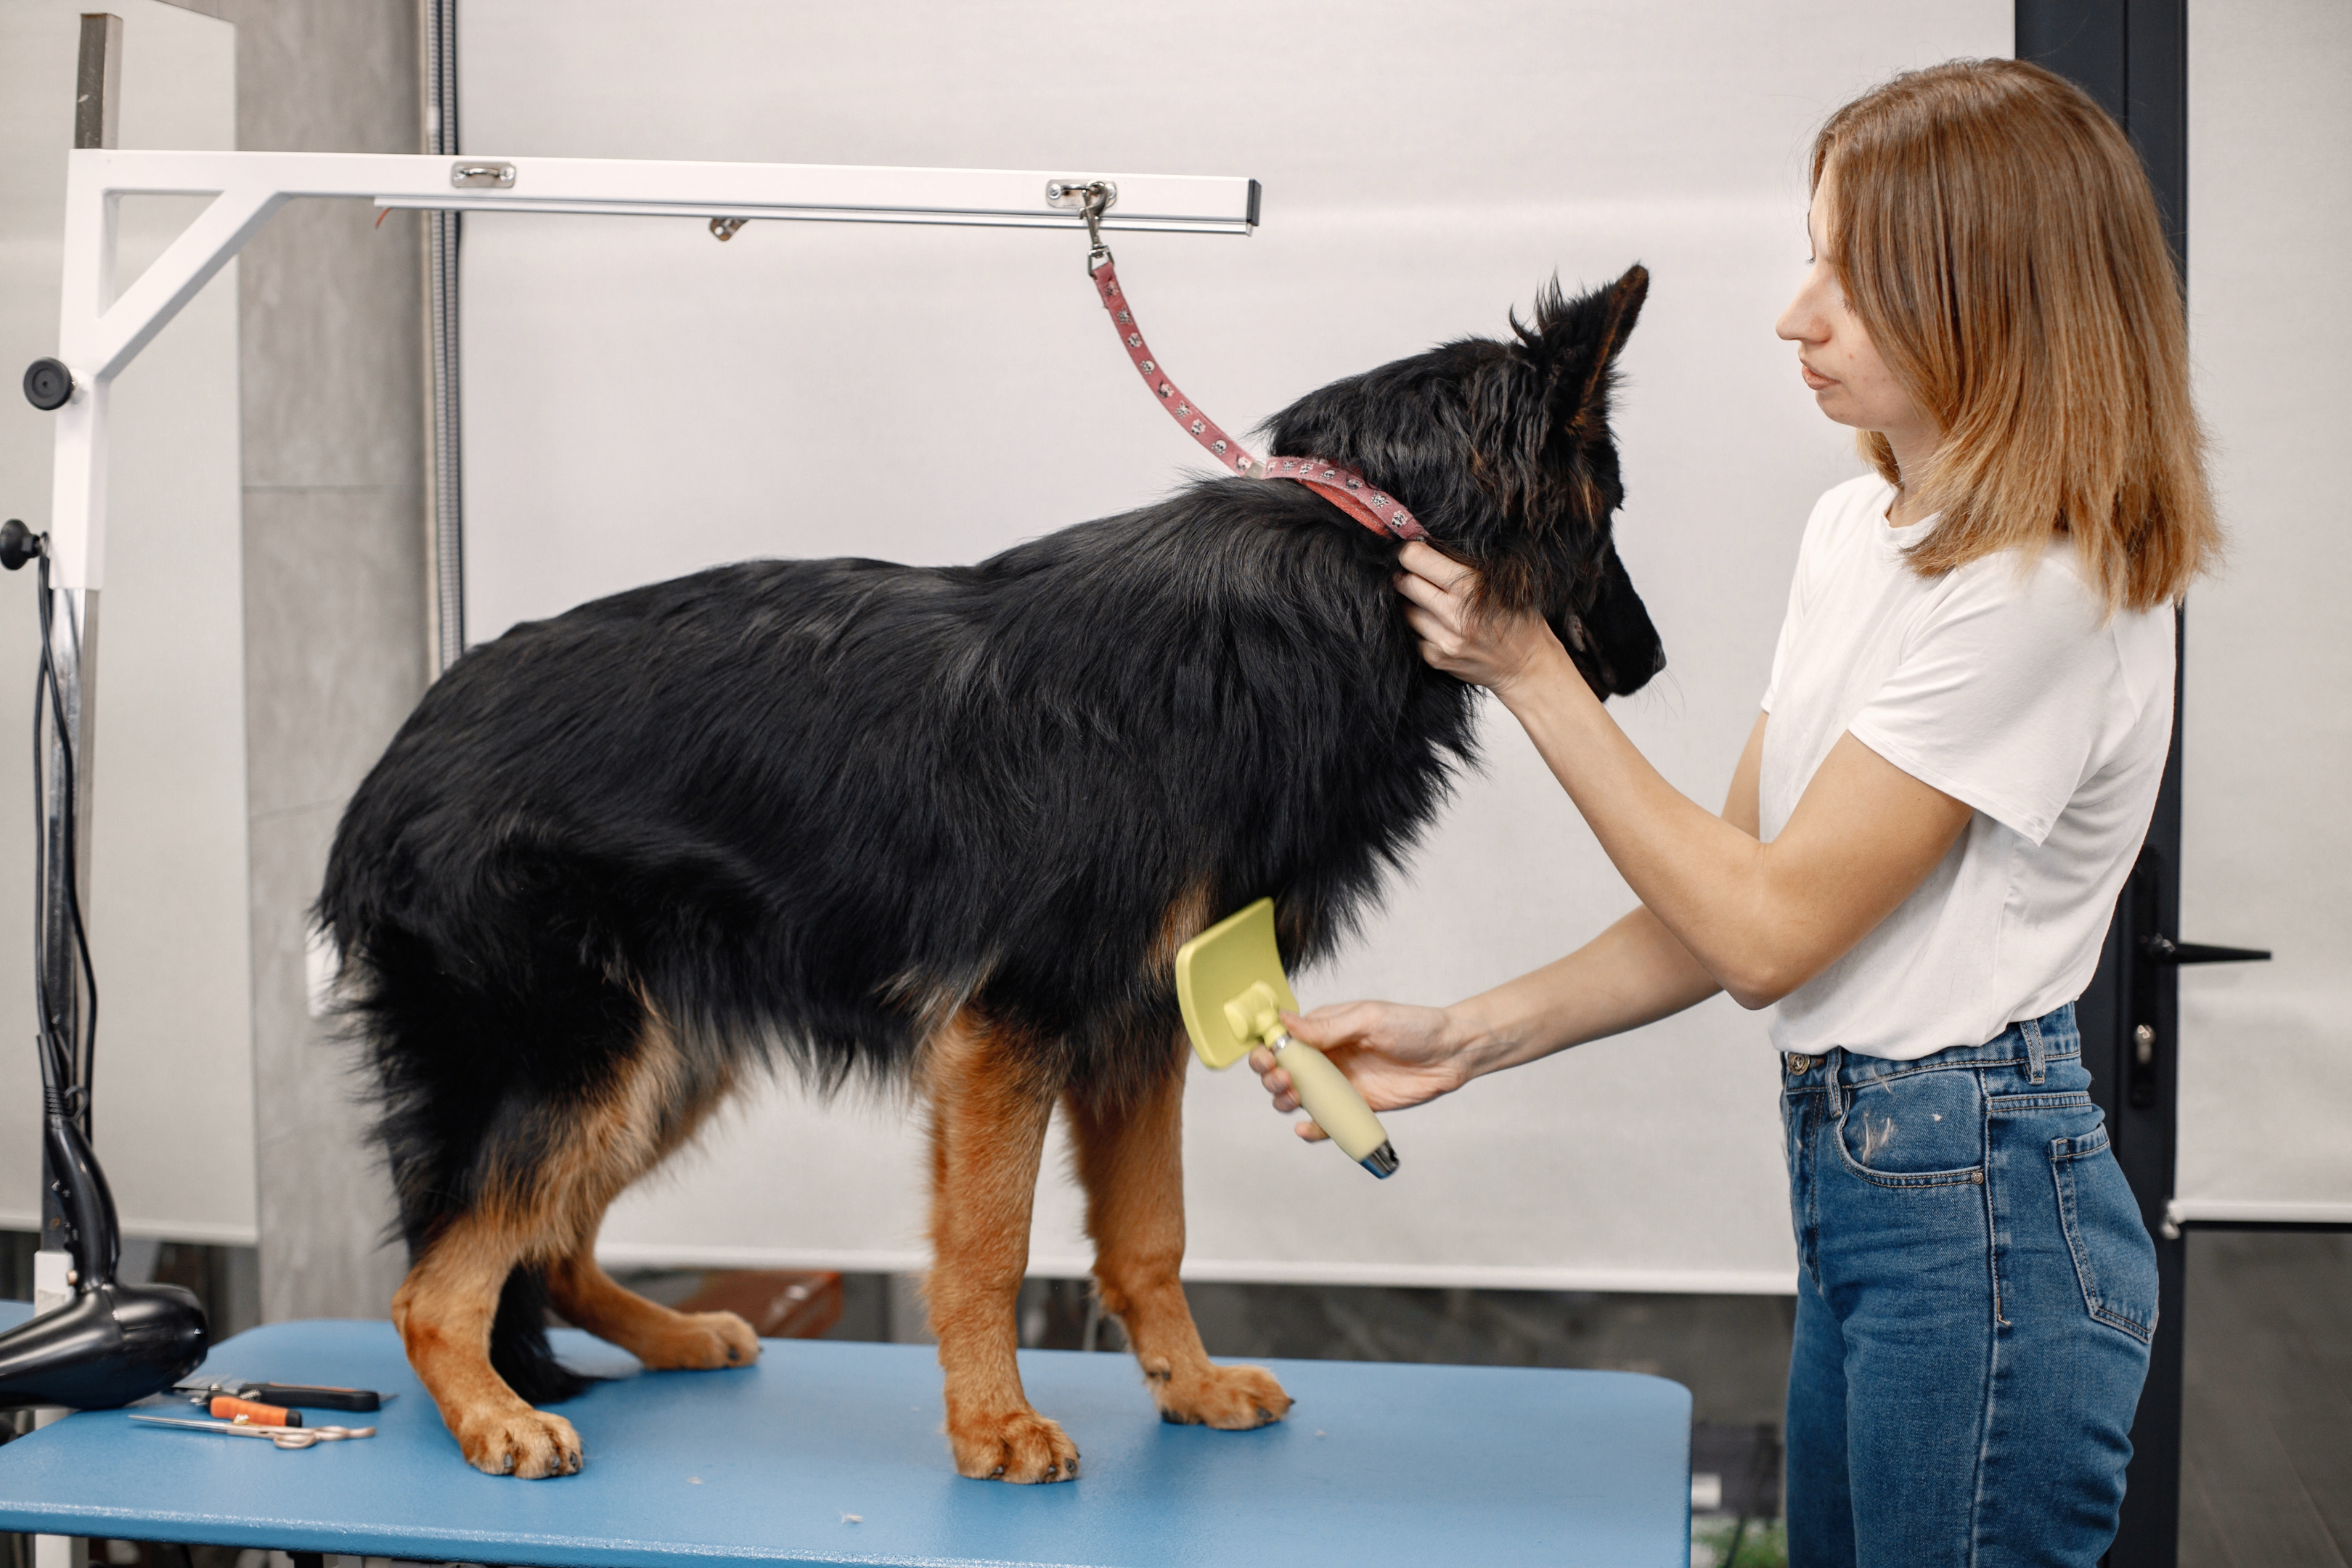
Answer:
[
  {"xmin": 1248, "ymin": 1000, "xmax": 1478, "ymax": 1143},
  {"xmin": 1394, "ymin": 540, "xmax": 1569, "ymax": 698}
]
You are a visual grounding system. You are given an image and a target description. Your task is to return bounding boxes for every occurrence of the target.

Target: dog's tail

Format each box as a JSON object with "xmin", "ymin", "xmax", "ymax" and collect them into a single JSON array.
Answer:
[{"xmin": 490, "ymin": 1264, "xmax": 597, "ymax": 1406}]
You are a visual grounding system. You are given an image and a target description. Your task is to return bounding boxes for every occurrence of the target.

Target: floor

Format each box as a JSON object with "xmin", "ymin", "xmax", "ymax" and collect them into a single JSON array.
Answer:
[{"xmin": 2179, "ymin": 1230, "xmax": 2352, "ymax": 1568}]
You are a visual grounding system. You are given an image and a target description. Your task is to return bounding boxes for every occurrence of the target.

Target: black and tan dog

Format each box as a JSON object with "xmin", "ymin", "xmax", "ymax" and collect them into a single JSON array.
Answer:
[{"xmin": 319, "ymin": 265, "xmax": 1663, "ymax": 1482}]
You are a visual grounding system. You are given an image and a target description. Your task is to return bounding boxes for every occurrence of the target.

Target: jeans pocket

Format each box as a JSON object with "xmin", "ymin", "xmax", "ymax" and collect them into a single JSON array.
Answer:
[
  {"xmin": 1834, "ymin": 1066, "xmax": 1987, "ymax": 1186},
  {"xmin": 2051, "ymin": 1126, "xmax": 2159, "ymax": 1343}
]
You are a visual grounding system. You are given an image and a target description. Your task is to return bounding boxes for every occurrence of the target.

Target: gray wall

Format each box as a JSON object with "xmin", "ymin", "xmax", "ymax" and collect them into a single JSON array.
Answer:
[{"xmin": 168, "ymin": 0, "xmax": 432, "ymax": 1320}]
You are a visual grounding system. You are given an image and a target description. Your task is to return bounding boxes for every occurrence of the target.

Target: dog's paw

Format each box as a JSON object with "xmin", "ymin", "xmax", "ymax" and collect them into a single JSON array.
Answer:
[
  {"xmin": 948, "ymin": 1406, "xmax": 1081, "ymax": 1483},
  {"xmin": 634, "ymin": 1309, "xmax": 761, "ymax": 1371},
  {"xmin": 459, "ymin": 1405, "xmax": 582, "ymax": 1479},
  {"xmin": 1146, "ymin": 1357, "xmax": 1291, "ymax": 1429}
]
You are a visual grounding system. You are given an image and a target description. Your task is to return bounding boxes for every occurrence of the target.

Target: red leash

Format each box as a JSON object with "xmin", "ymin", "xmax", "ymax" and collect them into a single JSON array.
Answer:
[{"xmin": 1074, "ymin": 189, "xmax": 1429, "ymax": 544}]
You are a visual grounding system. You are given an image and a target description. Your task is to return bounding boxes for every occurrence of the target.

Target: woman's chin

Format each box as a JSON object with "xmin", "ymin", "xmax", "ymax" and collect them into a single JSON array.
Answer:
[{"xmin": 1813, "ymin": 396, "xmax": 1873, "ymax": 433}]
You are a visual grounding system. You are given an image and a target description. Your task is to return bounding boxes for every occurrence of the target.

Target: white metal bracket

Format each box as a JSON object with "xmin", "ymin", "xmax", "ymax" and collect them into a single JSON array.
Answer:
[{"xmin": 44, "ymin": 148, "xmax": 1259, "ymax": 590}]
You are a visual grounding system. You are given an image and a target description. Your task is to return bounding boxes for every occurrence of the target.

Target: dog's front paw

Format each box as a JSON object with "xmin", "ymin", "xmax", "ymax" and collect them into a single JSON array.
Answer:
[
  {"xmin": 635, "ymin": 1309, "xmax": 761, "ymax": 1371},
  {"xmin": 1146, "ymin": 1357, "xmax": 1291, "ymax": 1429},
  {"xmin": 459, "ymin": 1405, "xmax": 582, "ymax": 1478},
  {"xmin": 948, "ymin": 1405, "xmax": 1081, "ymax": 1483}
]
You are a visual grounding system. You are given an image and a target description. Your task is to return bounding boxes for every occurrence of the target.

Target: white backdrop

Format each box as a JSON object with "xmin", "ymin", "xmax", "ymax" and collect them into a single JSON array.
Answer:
[
  {"xmin": 2173, "ymin": 0, "xmax": 2352, "ymax": 1227},
  {"xmin": 457, "ymin": 0, "xmax": 2009, "ymax": 1290},
  {"xmin": 0, "ymin": 1, "xmax": 257, "ymax": 1246}
]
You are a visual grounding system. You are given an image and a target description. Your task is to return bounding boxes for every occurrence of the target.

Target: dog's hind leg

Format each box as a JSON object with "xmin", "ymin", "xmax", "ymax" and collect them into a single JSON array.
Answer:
[
  {"xmin": 393, "ymin": 1207, "xmax": 585, "ymax": 1479},
  {"xmin": 393, "ymin": 1015, "xmax": 751, "ymax": 1477},
  {"xmin": 1066, "ymin": 1036, "xmax": 1291, "ymax": 1430},
  {"xmin": 544, "ymin": 1238, "xmax": 758, "ymax": 1372},
  {"xmin": 923, "ymin": 1007, "xmax": 1078, "ymax": 1483},
  {"xmin": 541, "ymin": 1021, "xmax": 761, "ymax": 1372}
]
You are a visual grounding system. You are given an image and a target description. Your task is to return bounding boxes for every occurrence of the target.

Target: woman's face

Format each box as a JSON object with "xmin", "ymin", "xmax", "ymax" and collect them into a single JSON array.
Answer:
[{"xmin": 1776, "ymin": 168, "xmax": 1935, "ymax": 457}]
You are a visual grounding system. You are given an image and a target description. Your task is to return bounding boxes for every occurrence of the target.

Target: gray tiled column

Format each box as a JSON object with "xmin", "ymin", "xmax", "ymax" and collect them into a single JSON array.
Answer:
[{"xmin": 169, "ymin": 0, "xmax": 431, "ymax": 1321}]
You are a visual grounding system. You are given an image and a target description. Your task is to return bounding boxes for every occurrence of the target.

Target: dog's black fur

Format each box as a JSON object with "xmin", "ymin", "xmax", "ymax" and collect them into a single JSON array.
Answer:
[{"xmin": 320, "ymin": 265, "xmax": 1662, "ymax": 1408}]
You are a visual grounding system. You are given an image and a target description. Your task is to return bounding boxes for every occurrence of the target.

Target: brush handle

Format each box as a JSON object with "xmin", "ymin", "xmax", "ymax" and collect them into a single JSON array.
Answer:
[{"xmin": 1272, "ymin": 1035, "xmax": 1398, "ymax": 1178}]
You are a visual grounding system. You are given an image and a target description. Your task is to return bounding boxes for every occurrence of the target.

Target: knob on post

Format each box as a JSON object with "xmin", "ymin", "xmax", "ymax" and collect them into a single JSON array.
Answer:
[
  {"xmin": 23, "ymin": 358, "xmax": 73, "ymax": 411},
  {"xmin": 0, "ymin": 520, "xmax": 43, "ymax": 572}
]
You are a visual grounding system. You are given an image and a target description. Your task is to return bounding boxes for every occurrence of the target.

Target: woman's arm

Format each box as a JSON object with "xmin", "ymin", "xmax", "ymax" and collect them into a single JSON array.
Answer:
[
  {"xmin": 1252, "ymin": 715, "xmax": 1766, "ymax": 1138},
  {"xmin": 1397, "ymin": 542, "xmax": 1973, "ymax": 1009},
  {"xmin": 1451, "ymin": 710, "xmax": 1765, "ymax": 1069}
]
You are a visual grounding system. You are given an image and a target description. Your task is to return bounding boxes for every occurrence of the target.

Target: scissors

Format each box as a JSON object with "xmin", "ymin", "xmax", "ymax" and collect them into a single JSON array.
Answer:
[{"xmin": 130, "ymin": 1413, "xmax": 377, "ymax": 1450}]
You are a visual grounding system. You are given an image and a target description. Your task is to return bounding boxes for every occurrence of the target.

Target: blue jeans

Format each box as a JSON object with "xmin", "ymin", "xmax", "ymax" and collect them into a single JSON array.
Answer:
[{"xmin": 1781, "ymin": 1003, "xmax": 2157, "ymax": 1568}]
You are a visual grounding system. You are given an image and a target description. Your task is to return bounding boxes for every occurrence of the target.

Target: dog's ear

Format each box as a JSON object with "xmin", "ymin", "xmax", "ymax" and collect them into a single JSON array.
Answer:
[{"xmin": 1522, "ymin": 264, "xmax": 1649, "ymax": 439}]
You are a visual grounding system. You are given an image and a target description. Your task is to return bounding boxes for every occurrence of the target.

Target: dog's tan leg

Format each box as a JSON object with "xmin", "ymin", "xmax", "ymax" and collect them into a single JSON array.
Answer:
[
  {"xmin": 542, "ymin": 1016, "xmax": 759, "ymax": 1371},
  {"xmin": 396, "ymin": 1015, "xmax": 749, "ymax": 1477},
  {"xmin": 544, "ymin": 1242, "xmax": 759, "ymax": 1372},
  {"xmin": 1066, "ymin": 1040, "xmax": 1291, "ymax": 1430},
  {"xmin": 925, "ymin": 1008, "xmax": 1077, "ymax": 1483},
  {"xmin": 392, "ymin": 1210, "xmax": 583, "ymax": 1479}
]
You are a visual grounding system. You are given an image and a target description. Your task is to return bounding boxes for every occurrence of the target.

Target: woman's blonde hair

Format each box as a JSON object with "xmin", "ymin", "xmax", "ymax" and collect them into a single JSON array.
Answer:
[{"xmin": 1813, "ymin": 58, "xmax": 2217, "ymax": 611}]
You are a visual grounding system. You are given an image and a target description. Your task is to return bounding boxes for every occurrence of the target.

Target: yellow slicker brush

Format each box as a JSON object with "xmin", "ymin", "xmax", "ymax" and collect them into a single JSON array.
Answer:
[{"xmin": 1175, "ymin": 899, "xmax": 1399, "ymax": 1178}]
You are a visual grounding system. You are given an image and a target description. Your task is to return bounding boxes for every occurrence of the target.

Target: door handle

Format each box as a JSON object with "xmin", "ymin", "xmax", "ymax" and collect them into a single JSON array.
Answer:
[
  {"xmin": 2139, "ymin": 935, "xmax": 2271, "ymax": 965},
  {"xmin": 2123, "ymin": 935, "xmax": 2270, "ymax": 1109}
]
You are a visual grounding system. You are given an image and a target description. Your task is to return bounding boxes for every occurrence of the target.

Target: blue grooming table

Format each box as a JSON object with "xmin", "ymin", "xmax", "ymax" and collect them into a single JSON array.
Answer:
[{"xmin": 0, "ymin": 1304, "xmax": 1691, "ymax": 1567}]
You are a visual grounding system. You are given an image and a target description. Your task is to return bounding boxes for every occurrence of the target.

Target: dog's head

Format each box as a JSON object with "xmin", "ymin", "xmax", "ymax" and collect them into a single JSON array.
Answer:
[{"xmin": 1262, "ymin": 265, "xmax": 1664, "ymax": 698}]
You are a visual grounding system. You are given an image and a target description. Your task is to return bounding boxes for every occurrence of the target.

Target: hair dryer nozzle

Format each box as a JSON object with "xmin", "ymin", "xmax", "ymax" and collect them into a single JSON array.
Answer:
[
  {"xmin": 0, "ymin": 1283, "xmax": 209, "ymax": 1409},
  {"xmin": 1, "ymin": 1119, "xmax": 210, "ymax": 1408}
]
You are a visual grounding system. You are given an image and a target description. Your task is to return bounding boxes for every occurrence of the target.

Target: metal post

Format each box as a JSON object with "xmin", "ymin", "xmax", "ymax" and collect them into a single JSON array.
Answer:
[
  {"xmin": 36, "ymin": 12, "xmax": 118, "ymax": 1309},
  {"xmin": 31, "ymin": 35, "xmax": 118, "ymax": 1568},
  {"xmin": 72, "ymin": 12, "xmax": 120, "ymax": 155},
  {"xmin": 422, "ymin": 0, "xmax": 465, "ymax": 672}
]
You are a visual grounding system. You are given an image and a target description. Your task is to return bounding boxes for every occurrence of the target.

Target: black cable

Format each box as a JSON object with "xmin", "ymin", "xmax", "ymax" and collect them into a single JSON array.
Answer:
[
  {"xmin": 30, "ymin": 600, "xmax": 71, "ymax": 1116},
  {"xmin": 29, "ymin": 552, "xmax": 99, "ymax": 1139},
  {"xmin": 57, "ymin": 567, "xmax": 99, "ymax": 1134}
]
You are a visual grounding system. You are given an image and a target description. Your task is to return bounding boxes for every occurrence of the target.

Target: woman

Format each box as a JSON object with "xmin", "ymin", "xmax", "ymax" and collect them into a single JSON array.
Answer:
[{"xmin": 1252, "ymin": 59, "xmax": 2216, "ymax": 1567}]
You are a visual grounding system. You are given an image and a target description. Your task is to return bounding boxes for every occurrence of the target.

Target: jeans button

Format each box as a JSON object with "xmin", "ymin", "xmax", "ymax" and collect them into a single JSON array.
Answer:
[{"xmin": 1787, "ymin": 1053, "xmax": 1812, "ymax": 1074}]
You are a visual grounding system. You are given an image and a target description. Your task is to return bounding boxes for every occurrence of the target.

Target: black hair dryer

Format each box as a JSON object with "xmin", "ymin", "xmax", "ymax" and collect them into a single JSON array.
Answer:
[
  {"xmin": 0, "ymin": 514, "xmax": 209, "ymax": 1408},
  {"xmin": 0, "ymin": 1106, "xmax": 211, "ymax": 1408}
]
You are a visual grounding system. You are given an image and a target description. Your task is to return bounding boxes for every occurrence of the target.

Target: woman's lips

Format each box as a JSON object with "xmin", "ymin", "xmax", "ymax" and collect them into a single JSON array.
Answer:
[{"xmin": 1800, "ymin": 362, "xmax": 1835, "ymax": 391}]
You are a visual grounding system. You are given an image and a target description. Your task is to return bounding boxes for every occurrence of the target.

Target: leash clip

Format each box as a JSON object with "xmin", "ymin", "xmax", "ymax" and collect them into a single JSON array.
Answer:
[{"xmin": 1046, "ymin": 179, "xmax": 1117, "ymax": 271}]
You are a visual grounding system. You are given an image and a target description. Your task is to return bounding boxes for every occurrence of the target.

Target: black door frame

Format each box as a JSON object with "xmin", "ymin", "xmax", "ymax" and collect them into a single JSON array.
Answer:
[{"xmin": 2014, "ymin": 10, "xmax": 2191, "ymax": 1565}]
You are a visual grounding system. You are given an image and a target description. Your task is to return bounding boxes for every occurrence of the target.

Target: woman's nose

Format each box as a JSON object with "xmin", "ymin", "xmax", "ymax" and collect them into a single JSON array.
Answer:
[{"xmin": 1776, "ymin": 286, "xmax": 1827, "ymax": 344}]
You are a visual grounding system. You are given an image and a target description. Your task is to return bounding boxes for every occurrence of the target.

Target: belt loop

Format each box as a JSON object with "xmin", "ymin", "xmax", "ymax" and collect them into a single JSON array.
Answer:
[{"xmin": 2022, "ymin": 1015, "xmax": 2047, "ymax": 1085}]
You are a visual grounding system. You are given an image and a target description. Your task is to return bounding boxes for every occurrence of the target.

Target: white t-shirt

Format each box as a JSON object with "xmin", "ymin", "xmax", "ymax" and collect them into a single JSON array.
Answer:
[{"xmin": 1759, "ymin": 474, "xmax": 2175, "ymax": 1061}]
